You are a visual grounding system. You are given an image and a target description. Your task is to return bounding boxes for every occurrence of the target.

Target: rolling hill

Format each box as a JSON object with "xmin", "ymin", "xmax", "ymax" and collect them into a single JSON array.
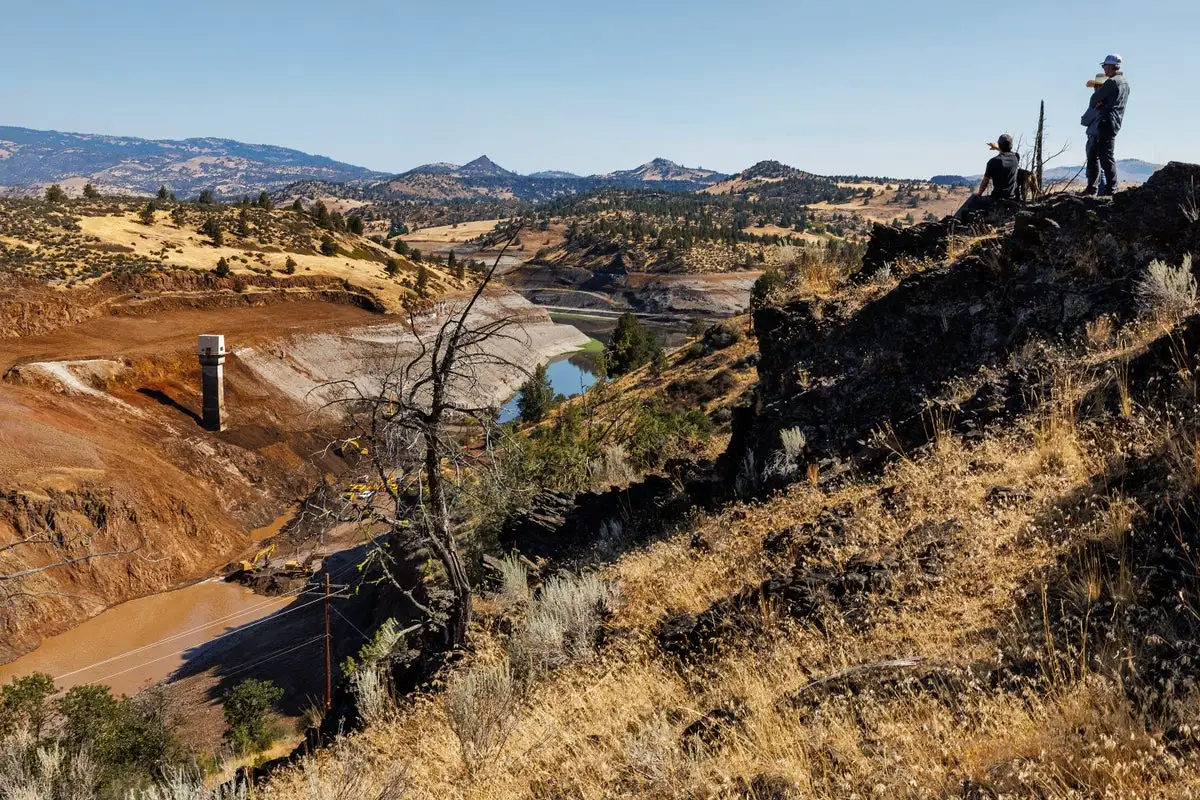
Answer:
[{"xmin": 0, "ymin": 126, "xmax": 387, "ymax": 199}]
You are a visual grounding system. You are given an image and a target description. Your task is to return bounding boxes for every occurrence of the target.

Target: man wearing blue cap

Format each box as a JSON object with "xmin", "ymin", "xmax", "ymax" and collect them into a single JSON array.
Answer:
[{"xmin": 1083, "ymin": 54, "xmax": 1130, "ymax": 197}]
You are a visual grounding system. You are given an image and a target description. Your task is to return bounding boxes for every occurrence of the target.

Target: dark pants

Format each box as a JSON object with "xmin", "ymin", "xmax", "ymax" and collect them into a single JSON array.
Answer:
[
  {"xmin": 1086, "ymin": 124, "xmax": 1117, "ymax": 194},
  {"xmin": 954, "ymin": 194, "xmax": 1017, "ymax": 222}
]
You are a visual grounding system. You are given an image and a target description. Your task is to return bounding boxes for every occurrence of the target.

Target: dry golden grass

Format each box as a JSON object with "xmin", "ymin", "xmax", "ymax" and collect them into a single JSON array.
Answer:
[
  {"xmin": 258, "ymin": 381, "xmax": 1200, "ymax": 799},
  {"xmin": 71, "ymin": 212, "xmax": 459, "ymax": 308},
  {"xmin": 253, "ymin": 280, "xmax": 1200, "ymax": 800},
  {"xmin": 401, "ymin": 218, "xmax": 509, "ymax": 244}
]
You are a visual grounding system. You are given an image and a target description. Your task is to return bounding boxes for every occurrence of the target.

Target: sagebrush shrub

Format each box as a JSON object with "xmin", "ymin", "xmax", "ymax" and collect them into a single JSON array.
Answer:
[
  {"xmin": 445, "ymin": 662, "xmax": 517, "ymax": 774},
  {"xmin": 1135, "ymin": 255, "xmax": 1196, "ymax": 318}
]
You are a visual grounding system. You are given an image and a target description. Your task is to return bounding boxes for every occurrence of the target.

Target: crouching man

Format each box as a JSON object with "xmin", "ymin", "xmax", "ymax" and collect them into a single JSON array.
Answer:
[{"xmin": 956, "ymin": 134, "xmax": 1021, "ymax": 221}]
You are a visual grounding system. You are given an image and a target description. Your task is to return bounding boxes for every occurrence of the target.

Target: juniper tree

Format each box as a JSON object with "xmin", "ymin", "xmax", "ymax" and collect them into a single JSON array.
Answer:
[
  {"xmin": 139, "ymin": 202, "xmax": 156, "ymax": 225},
  {"xmin": 44, "ymin": 184, "xmax": 66, "ymax": 203},
  {"xmin": 157, "ymin": 185, "xmax": 170, "ymax": 201},
  {"xmin": 82, "ymin": 183, "xmax": 100, "ymax": 199},
  {"xmin": 416, "ymin": 264, "xmax": 431, "ymax": 297},
  {"xmin": 201, "ymin": 216, "xmax": 223, "ymax": 246},
  {"xmin": 517, "ymin": 362, "xmax": 556, "ymax": 423},
  {"xmin": 258, "ymin": 190, "xmax": 273, "ymax": 210}
]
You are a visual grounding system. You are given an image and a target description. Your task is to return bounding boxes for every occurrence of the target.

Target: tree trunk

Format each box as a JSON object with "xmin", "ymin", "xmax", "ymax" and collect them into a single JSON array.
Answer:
[{"xmin": 424, "ymin": 427, "xmax": 471, "ymax": 649}]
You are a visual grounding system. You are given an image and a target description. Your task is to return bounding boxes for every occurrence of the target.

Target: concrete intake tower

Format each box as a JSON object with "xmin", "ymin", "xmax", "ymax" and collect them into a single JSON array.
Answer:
[{"xmin": 197, "ymin": 334, "xmax": 227, "ymax": 431}]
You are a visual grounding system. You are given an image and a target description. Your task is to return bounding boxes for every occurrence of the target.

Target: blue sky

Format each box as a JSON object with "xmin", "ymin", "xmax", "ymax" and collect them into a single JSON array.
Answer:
[{"xmin": 1, "ymin": 0, "xmax": 1193, "ymax": 178}]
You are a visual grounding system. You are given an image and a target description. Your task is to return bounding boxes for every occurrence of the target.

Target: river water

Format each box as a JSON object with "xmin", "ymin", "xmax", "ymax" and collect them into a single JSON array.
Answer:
[
  {"xmin": 498, "ymin": 353, "xmax": 598, "ymax": 423},
  {"xmin": 0, "ymin": 580, "xmax": 293, "ymax": 697},
  {"xmin": 0, "ymin": 514, "xmax": 300, "ymax": 697}
]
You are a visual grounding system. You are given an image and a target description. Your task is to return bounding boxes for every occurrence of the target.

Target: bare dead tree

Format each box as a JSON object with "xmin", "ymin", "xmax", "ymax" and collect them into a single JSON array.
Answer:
[
  {"xmin": 320, "ymin": 222, "xmax": 529, "ymax": 649},
  {"xmin": 1034, "ymin": 100, "xmax": 1046, "ymax": 197}
]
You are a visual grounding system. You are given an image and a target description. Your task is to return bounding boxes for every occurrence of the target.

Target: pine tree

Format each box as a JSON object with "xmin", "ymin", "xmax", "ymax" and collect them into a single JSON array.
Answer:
[
  {"xmin": 320, "ymin": 235, "xmax": 338, "ymax": 256},
  {"xmin": 604, "ymin": 312, "xmax": 662, "ymax": 376},
  {"xmin": 347, "ymin": 216, "xmax": 364, "ymax": 235},
  {"xmin": 44, "ymin": 184, "xmax": 67, "ymax": 203},
  {"xmin": 82, "ymin": 183, "xmax": 100, "ymax": 199},
  {"xmin": 415, "ymin": 264, "xmax": 431, "ymax": 297},
  {"xmin": 313, "ymin": 201, "xmax": 330, "ymax": 229},
  {"xmin": 517, "ymin": 363, "xmax": 556, "ymax": 423},
  {"xmin": 213, "ymin": 257, "xmax": 231, "ymax": 277},
  {"xmin": 201, "ymin": 217, "xmax": 223, "ymax": 246},
  {"xmin": 257, "ymin": 191, "xmax": 273, "ymax": 210},
  {"xmin": 138, "ymin": 202, "xmax": 156, "ymax": 225},
  {"xmin": 157, "ymin": 185, "xmax": 170, "ymax": 201},
  {"xmin": 290, "ymin": 198, "xmax": 304, "ymax": 213},
  {"xmin": 197, "ymin": 189, "xmax": 215, "ymax": 205},
  {"xmin": 237, "ymin": 207, "xmax": 250, "ymax": 237}
]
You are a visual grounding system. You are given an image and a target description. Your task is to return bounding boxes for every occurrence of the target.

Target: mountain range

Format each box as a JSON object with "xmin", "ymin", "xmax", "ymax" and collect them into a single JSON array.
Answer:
[
  {"xmin": 0, "ymin": 126, "xmax": 387, "ymax": 198},
  {"xmin": 0, "ymin": 124, "xmax": 1168, "ymax": 202}
]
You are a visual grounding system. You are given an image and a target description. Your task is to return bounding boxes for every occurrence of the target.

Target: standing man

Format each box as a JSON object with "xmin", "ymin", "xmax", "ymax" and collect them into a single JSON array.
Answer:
[
  {"xmin": 955, "ymin": 134, "xmax": 1021, "ymax": 220},
  {"xmin": 1084, "ymin": 54, "xmax": 1130, "ymax": 196}
]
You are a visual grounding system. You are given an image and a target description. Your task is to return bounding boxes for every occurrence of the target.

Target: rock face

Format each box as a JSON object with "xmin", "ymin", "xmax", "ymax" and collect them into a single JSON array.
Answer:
[
  {"xmin": 858, "ymin": 217, "xmax": 954, "ymax": 278},
  {"xmin": 724, "ymin": 162, "xmax": 1200, "ymax": 493}
]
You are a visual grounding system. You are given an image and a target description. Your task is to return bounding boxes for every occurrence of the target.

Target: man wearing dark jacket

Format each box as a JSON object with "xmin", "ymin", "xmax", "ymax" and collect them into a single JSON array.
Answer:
[{"xmin": 1084, "ymin": 54, "xmax": 1130, "ymax": 196}]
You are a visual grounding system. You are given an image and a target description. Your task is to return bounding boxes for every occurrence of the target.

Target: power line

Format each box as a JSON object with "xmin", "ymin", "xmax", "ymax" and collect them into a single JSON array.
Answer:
[
  {"xmin": 219, "ymin": 635, "xmax": 325, "ymax": 683},
  {"xmin": 52, "ymin": 587, "xmax": 305, "ymax": 682},
  {"xmin": 53, "ymin": 561, "xmax": 362, "ymax": 683},
  {"xmin": 81, "ymin": 593, "xmax": 330, "ymax": 686}
]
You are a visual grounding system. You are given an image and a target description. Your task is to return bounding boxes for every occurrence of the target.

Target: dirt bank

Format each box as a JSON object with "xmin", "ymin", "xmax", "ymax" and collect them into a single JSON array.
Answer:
[
  {"xmin": 0, "ymin": 292, "xmax": 586, "ymax": 663},
  {"xmin": 508, "ymin": 265, "xmax": 756, "ymax": 317}
]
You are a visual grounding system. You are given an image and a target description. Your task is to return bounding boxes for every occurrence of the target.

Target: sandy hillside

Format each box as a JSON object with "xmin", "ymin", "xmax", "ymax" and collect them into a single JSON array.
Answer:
[{"xmin": 76, "ymin": 212, "xmax": 453, "ymax": 308}]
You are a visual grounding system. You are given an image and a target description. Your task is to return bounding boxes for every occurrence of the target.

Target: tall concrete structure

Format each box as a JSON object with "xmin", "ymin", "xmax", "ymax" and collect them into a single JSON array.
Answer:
[{"xmin": 197, "ymin": 334, "xmax": 227, "ymax": 431}]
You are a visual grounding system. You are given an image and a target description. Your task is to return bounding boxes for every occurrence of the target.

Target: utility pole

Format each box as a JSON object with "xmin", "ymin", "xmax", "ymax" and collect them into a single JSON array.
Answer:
[{"xmin": 324, "ymin": 572, "xmax": 332, "ymax": 710}]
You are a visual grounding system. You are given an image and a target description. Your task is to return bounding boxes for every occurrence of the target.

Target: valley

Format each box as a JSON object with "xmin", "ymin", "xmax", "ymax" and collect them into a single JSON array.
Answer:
[{"xmin": 2, "ymin": 116, "xmax": 1195, "ymax": 799}]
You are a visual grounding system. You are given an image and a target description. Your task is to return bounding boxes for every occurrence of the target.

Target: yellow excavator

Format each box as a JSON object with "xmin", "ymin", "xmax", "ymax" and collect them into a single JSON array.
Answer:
[{"xmin": 238, "ymin": 544, "xmax": 275, "ymax": 574}]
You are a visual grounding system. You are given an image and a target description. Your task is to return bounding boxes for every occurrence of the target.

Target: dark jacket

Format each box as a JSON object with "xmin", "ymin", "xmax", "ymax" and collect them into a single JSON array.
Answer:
[{"xmin": 1092, "ymin": 72, "xmax": 1130, "ymax": 135}]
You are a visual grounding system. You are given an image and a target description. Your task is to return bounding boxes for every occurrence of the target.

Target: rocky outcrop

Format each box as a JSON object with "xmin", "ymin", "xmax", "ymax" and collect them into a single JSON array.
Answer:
[{"xmin": 725, "ymin": 162, "xmax": 1200, "ymax": 493}]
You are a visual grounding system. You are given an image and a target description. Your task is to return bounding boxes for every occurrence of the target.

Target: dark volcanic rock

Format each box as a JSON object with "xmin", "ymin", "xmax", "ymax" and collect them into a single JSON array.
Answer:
[
  {"xmin": 722, "ymin": 162, "xmax": 1200, "ymax": 495},
  {"xmin": 858, "ymin": 217, "xmax": 954, "ymax": 278}
]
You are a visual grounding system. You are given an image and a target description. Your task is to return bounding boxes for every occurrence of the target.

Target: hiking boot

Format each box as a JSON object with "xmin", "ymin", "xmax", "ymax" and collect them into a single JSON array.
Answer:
[
  {"xmin": 1098, "ymin": 185, "xmax": 1117, "ymax": 197},
  {"xmin": 1078, "ymin": 185, "xmax": 1098, "ymax": 197}
]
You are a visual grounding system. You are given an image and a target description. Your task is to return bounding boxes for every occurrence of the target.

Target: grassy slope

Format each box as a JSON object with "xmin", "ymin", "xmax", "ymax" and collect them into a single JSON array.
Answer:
[
  {"xmin": 0, "ymin": 197, "xmax": 460, "ymax": 308},
  {"xmin": 259, "ymin": 218, "xmax": 1200, "ymax": 798}
]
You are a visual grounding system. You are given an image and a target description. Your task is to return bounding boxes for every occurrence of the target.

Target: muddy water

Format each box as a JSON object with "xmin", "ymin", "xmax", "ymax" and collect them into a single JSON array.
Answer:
[
  {"xmin": 0, "ymin": 580, "xmax": 294, "ymax": 697},
  {"xmin": 0, "ymin": 514, "xmax": 299, "ymax": 697}
]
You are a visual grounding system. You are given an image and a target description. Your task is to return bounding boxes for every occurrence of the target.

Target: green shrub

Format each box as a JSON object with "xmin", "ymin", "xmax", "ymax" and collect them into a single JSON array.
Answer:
[
  {"xmin": 604, "ymin": 313, "xmax": 662, "ymax": 377},
  {"xmin": 222, "ymin": 678, "xmax": 283, "ymax": 755}
]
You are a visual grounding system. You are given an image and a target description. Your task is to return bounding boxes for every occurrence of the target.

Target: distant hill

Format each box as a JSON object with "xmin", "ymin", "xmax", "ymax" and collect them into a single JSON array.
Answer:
[
  {"xmin": 702, "ymin": 160, "xmax": 852, "ymax": 204},
  {"xmin": 930, "ymin": 174, "xmax": 974, "ymax": 188},
  {"xmin": 940, "ymin": 159, "xmax": 1162, "ymax": 189},
  {"xmin": 365, "ymin": 155, "xmax": 727, "ymax": 202},
  {"xmin": 592, "ymin": 158, "xmax": 728, "ymax": 189},
  {"xmin": 1041, "ymin": 158, "xmax": 1161, "ymax": 185},
  {"xmin": 0, "ymin": 125, "xmax": 386, "ymax": 198}
]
